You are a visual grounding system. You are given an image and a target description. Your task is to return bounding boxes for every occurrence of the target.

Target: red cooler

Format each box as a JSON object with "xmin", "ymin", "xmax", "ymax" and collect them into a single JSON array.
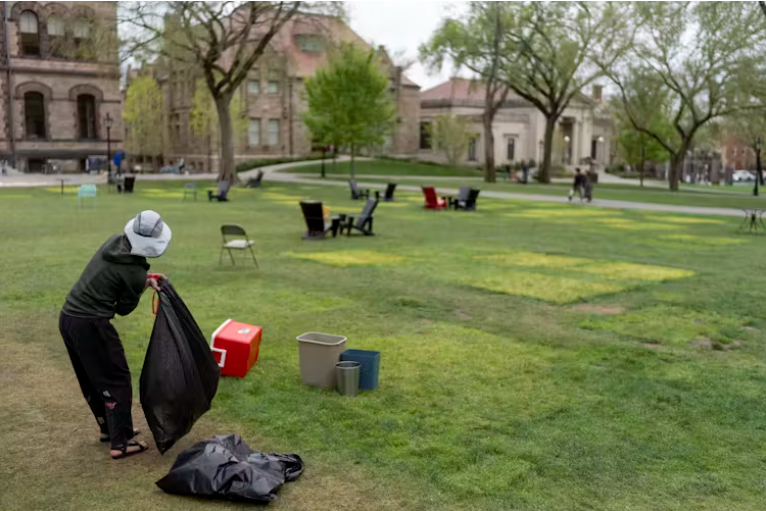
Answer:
[{"xmin": 210, "ymin": 319, "xmax": 262, "ymax": 378}]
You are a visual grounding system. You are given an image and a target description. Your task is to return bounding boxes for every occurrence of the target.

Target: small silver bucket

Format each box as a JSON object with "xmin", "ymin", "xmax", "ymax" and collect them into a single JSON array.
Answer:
[{"xmin": 335, "ymin": 361, "xmax": 360, "ymax": 397}]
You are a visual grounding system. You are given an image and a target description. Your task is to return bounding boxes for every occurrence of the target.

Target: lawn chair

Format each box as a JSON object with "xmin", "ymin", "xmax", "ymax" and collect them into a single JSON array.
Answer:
[
  {"xmin": 300, "ymin": 200, "xmax": 336, "ymax": 240},
  {"xmin": 422, "ymin": 186, "xmax": 447, "ymax": 209},
  {"xmin": 246, "ymin": 170, "xmax": 264, "ymax": 188},
  {"xmin": 183, "ymin": 183, "xmax": 197, "ymax": 201},
  {"xmin": 77, "ymin": 184, "xmax": 97, "ymax": 207},
  {"xmin": 208, "ymin": 180, "xmax": 230, "ymax": 202},
  {"xmin": 349, "ymin": 180, "xmax": 370, "ymax": 200},
  {"xmin": 447, "ymin": 186, "xmax": 472, "ymax": 209},
  {"xmin": 220, "ymin": 224, "xmax": 258, "ymax": 267},
  {"xmin": 375, "ymin": 182, "xmax": 397, "ymax": 202},
  {"xmin": 451, "ymin": 187, "xmax": 480, "ymax": 211},
  {"xmin": 342, "ymin": 198, "xmax": 378, "ymax": 236}
]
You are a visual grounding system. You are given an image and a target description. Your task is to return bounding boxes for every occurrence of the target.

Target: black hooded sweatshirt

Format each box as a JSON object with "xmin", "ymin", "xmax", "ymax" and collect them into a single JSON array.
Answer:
[{"xmin": 62, "ymin": 235, "xmax": 150, "ymax": 319}]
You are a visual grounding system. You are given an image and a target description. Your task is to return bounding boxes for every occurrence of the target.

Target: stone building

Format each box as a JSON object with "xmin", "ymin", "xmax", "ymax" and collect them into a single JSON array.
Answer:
[
  {"xmin": 0, "ymin": 1, "xmax": 121, "ymax": 173},
  {"xmin": 145, "ymin": 14, "xmax": 419, "ymax": 174},
  {"xmin": 419, "ymin": 78, "xmax": 612, "ymax": 169}
]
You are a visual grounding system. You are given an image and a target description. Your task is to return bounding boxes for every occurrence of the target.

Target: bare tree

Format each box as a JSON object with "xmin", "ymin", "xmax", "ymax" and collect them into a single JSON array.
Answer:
[{"xmin": 121, "ymin": 2, "xmax": 339, "ymax": 183}]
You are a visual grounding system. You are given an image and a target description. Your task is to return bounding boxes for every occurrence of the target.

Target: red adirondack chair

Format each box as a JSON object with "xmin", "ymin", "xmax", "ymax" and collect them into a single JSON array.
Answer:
[{"xmin": 422, "ymin": 186, "xmax": 447, "ymax": 209}]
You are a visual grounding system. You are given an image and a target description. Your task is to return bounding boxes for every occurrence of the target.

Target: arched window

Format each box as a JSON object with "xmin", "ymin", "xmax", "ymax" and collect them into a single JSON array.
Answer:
[
  {"xmin": 19, "ymin": 11, "xmax": 40, "ymax": 56},
  {"xmin": 48, "ymin": 16, "xmax": 66, "ymax": 58},
  {"xmin": 77, "ymin": 94, "xmax": 97, "ymax": 139},
  {"xmin": 24, "ymin": 92, "xmax": 45, "ymax": 138},
  {"xmin": 73, "ymin": 18, "xmax": 90, "ymax": 45}
]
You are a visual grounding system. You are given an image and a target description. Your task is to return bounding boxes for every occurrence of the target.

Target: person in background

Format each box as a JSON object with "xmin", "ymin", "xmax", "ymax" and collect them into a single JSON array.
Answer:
[
  {"xmin": 569, "ymin": 168, "xmax": 587, "ymax": 202},
  {"xmin": 522, "ymin": 160, "xmax": 530, "ymax": 184},
  {"xmin": 59, "ymin": 211, "xmax": 171, "ymax": 460}
]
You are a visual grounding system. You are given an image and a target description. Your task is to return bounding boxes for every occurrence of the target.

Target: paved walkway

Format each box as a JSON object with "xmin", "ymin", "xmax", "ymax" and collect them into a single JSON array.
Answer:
[{"xmin": 0, "ymin": 158, "xmax": 749, "ymax": 218}]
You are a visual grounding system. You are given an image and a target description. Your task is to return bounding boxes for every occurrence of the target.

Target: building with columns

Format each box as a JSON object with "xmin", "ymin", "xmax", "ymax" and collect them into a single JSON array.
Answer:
[
  {"xmin": 418, "ymin": 78, "xmax": 612, "ymax": 169},
  {"xmin": 0, "ymin": 1, "xmax": 121, "ymax": 173}
]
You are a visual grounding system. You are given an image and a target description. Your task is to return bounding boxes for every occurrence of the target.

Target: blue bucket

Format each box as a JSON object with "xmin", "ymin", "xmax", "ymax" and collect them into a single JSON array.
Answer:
[{"xmin": 340, "ymin": 349, "xmax": 380, "ymax": 390}]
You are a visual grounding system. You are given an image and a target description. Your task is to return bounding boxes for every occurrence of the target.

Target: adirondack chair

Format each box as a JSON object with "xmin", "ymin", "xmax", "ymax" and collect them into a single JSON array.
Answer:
[
  {"xmin": 453, "ymin": 188, "xmax": 480, "ymax": 211},
  {"xmin": 375, "ymin": 183, "xmax": 397, "ymax": 202},
  {"xmin": 77, "ymin": 184, "xmax": 97, "ymax": 207},
  {"xmin": 208, "ymin": 180, "xmax": 230, "ymax": 202},
  {"xmin": 300, "ymin": 200, "xmax": 335, "ymax": 240},
  {"xmin": 246, "ymin": 170, "xmax": 264, "ymax": 188},
  {"xmin": 342, "ymin": 198, "xmax": 378, "ymax": 236},
  {"xmin": 447, "ymin": 186, "xmax": 472, "ymax": 209},
  {"xmin": 422, "ymin": 186, "xmax": 447, "ymax": 209},
  {"xmin": 349, "ymin": 180, "xmax": 370, "ymax": 200}
]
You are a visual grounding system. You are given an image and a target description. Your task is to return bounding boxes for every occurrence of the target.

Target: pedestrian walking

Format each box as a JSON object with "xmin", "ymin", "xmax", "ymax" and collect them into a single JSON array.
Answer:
[{"xmin": 568, "ymin": 168, "xmax": 587, "ymax": 202}]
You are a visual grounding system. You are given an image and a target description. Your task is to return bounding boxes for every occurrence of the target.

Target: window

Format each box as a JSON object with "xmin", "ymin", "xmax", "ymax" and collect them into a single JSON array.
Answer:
[
  {"xmin": 24, "ymin": 92, "xmax": 45, "ymax": 138},
  {"xmin": 467, "ymin": 136, "xmax": 478, "ymax": 161},
  {"xmin": 248, "ymin": 80, "xmax": 260, "ymax": 95},
  {"xmin": 506, "ymin": 136, "xmax": 516, "ymax": 161},
  {"xmin": 48, "ymin": 15, "xmax": 66, "ymax": 57},
  {"xmin": 419, "ymin": 122, "xmax": 432, "ymax": 150},
  {"xmin": 591, "ymin": 139, "xmax": 598, "ymax": 159},
  {"xmin": 19, "ymin": 11, "xmax": 40, "ymax": 56},
  {"xmin": 267, "ymin": 70, "xmax": 280, "ymax": 94},
  {"xmin": 267, "ymin": 119, "xmax": 280, "ymax": 146},
  {"xmin": 248, "ymin": 118, "xmax": 261, "ymax": 147},
  {"xmin": 295, "ymin": 34, "xmax": 325, "ymax": 53},
  {"xmin": 77, "ymin": 95, "xmax": 97, "ymax": 139},
  {"xmin": 73, "ymin": 18, "xmax": 91, "ymax": 57}
]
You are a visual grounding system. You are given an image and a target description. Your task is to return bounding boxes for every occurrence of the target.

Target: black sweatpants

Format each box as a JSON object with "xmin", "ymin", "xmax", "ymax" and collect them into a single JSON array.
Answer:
[{"xmin": 59, "ymin": 312, "xmax": 134, "ymax": 449}]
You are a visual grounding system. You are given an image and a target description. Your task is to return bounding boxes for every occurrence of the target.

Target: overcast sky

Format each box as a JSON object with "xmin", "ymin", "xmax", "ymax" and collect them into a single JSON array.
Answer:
[{"xmin": 345, "ymin": 1, "xmax": 469, "ymax": 91}]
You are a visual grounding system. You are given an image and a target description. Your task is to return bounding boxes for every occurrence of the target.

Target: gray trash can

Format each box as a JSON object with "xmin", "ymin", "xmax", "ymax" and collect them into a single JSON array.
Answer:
[
  {"xmin": 296, "ymin": 332, "xmax": 347, "ymax": 388},
  {"xmin": 335, "ymin": 361, "xmax": 360, "ymax": 396}
]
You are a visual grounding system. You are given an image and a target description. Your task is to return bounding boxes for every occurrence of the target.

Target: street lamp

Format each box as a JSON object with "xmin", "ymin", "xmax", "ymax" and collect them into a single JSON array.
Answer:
[
  {"xmin": 755, "ymin": 137, "xmax": 761, "ymax": 197},
  {"xmin": 105, "ymin": 113, "xmax": 113, "ymax": 176},
  {"xmin": 564, "ymin": 135, "xmax": 571, "ymax": 165}
]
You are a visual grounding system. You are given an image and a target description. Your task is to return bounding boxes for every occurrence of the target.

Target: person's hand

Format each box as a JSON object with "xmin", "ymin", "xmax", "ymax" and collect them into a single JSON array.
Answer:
[{"xmin": 145, "ymin": 274, "xmax": 166, "ymax": 292}]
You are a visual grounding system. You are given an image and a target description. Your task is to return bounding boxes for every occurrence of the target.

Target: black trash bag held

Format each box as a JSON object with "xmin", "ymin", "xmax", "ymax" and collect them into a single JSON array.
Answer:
[
  {"xmin": 156, "ymin": 434, "xmax": 304, "ymax": 503},
  {"xmin": 140, "ymin": 279, "xmax": 220, "ymax": 454}
]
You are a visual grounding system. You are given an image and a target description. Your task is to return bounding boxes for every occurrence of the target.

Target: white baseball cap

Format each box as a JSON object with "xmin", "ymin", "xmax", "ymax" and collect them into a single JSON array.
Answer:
[{"xmin": 124, "ymin": 210, "xmax": 172, "ymax": 258}]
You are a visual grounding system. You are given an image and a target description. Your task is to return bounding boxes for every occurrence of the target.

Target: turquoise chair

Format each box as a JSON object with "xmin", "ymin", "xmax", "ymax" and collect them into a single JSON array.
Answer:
[{"xmin": 77, "ymin": 184, "xmax": 97, "ymax": 207}]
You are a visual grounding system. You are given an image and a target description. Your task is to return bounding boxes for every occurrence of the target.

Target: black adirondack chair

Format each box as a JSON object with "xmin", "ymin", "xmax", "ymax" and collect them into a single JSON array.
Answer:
[
  {"xmin": 453, "ymin": 188, "xmax": 480, "ymax": 211},
  {"xmin": 246, "ymin": 170, "xmax": 264, "ymax": 188},
  {"xmin": 375, "ymin": 183, "xmax": 397, "ymax": 202},
  {"xmin": 448, "ymin": 186, "xmax": 472, "ymax": 209},
  {"xmin": 300, "ymin": 200, "xmax": 334, "ymax": 240},
  {"xmin": 208, "ymin": 180, "xmax": 230, "ymax": 202},
  {"xmin": 349, "ymin": 180, "xmax": 370, "ymax": 200},
  {"xmin": 343, "ymin": 198, "xmax": 378, "ymax": 236}
]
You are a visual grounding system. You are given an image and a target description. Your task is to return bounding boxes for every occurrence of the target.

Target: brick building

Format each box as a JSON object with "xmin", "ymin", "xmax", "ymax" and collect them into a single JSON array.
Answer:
[
  {"xmin": 0, "ymin": 1, "xmax": 121, "ymax": 173},
  {"xmin": 720, "ymin": 137, "xmax": 756, "ymax": 171},
  {"xmin": 144, "ymin": 14, "xmax": 419, "ymax": 174}
]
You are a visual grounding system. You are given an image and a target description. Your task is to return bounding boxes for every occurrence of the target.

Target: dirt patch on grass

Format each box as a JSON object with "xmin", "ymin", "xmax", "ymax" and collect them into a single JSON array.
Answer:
[
  {"xmin": 569, "ymin": 304, "xmax": 626, "ymax": 315},
  {"xmin": 643, "ymin": 343, "xmax": 662, "ymax": 350},
  {"xmin": 691, "ymin": 337, "xmax": 713, "ymax": 349},
  {"xmin": 454, "ymin": 309, "xmax": 472, "ymax": 320}
]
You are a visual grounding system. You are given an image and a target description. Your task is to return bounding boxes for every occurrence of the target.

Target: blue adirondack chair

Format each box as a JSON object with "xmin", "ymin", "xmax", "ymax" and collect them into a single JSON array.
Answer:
[{"xmin": 77, "ymin": 184, "xmax": 97, "ymax": 207}]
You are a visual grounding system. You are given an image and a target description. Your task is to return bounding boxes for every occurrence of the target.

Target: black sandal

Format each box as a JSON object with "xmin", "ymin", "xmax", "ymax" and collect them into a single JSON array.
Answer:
[
  {"xmin": 111, "ymin": 440, "xmax": 149, "ymax": 460},
  {"xmin": 100, "ymin": 428, "xmax": 140, "ymax": 443}
]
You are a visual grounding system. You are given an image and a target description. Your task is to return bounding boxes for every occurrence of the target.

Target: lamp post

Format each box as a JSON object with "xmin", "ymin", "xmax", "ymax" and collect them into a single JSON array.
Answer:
[
  {"xmin": 564, "ymin": 135, "xmax": 571, "ymax": 165},
  {"xmin": 105, "ymin": 113, "xmax": 113, "ymax": 176},
  {"xmin": 755, "ymin": 137, "xmax": 761, "ymax": 197}
]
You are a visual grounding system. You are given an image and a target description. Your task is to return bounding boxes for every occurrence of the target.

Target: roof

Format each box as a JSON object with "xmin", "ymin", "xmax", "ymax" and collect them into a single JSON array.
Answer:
[{"xmin": 421, "ymin": 78, "xmax": 518, "ymax": 102}]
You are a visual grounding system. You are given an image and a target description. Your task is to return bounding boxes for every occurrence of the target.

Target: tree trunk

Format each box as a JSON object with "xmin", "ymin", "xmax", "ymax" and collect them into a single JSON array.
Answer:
[
  {"xmin": 483, "ymin": 110, "xmax": 495, "ymax": 182},
  {"xmin": 669, "ymin": 153, "xmax": 683, "ymax": 192},
  {"xmin": 639, "ymin": 157, "xmax": 645, "ymax": 188},
  {"xmin": 332, "ymin": 148, "xmax": 337, "ymax": 174},
  {"xmin": 539, "ymin": 117, "xmax": 556, "ymax": 184},
  {"xmin": 214, "ymin": 93, "xmax": 237, "ymax": 183}
]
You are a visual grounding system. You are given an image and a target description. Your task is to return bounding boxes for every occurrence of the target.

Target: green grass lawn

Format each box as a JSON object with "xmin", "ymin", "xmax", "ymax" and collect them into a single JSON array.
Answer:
[
  {"xmin": 283, "ymin": 158, "xmax": 481, "ymax": 177},
  {"xmin": 3, "ymin": 181, "xmax": 766, "ymax": 511},
  {"xmin": 318, "ymin": 174, "xmax": 766, "ymax": 210}
]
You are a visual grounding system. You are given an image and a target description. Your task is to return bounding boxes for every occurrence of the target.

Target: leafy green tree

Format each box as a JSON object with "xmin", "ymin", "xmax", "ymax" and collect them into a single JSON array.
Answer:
[
  {"xmin": 123, "ymin": 75, "xmax": 164, "ymax": 171},
  {"xmin": 304, "ymin": 43, "xmax": 396, "ymax": 178},
  {"xmin": 420, "ymin": 2, "xmax": 510, "ymax": 182},
  {"xmin": 603, "ymin": 1, "xmax": 766, "ymax": 191},
  {"xmin": 428, "ymin": 114, "xmax": 470, "ymax": 166}
]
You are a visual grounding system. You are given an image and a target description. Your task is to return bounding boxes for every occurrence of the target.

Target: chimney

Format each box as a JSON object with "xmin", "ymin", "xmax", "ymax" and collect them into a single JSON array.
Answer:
[{"xmin": 592, "ymin": 85, "xmax": 603, "ymax": 102}]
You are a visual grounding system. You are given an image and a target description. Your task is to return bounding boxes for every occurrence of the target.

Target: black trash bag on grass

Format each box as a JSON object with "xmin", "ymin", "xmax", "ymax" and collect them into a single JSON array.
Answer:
[
  {"xmin": 156, "ymin": 434, "xmax": 304, "ymax": 503},
  {"xmin": 140, "ymin": 279, "xmax": 220, "ymax": 454}
]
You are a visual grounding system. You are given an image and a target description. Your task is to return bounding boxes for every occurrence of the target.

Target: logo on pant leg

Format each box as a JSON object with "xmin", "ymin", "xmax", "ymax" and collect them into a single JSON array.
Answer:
[{"xmin": 105, "ymin": 402, "xmax": 116, "ymax": 410}]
